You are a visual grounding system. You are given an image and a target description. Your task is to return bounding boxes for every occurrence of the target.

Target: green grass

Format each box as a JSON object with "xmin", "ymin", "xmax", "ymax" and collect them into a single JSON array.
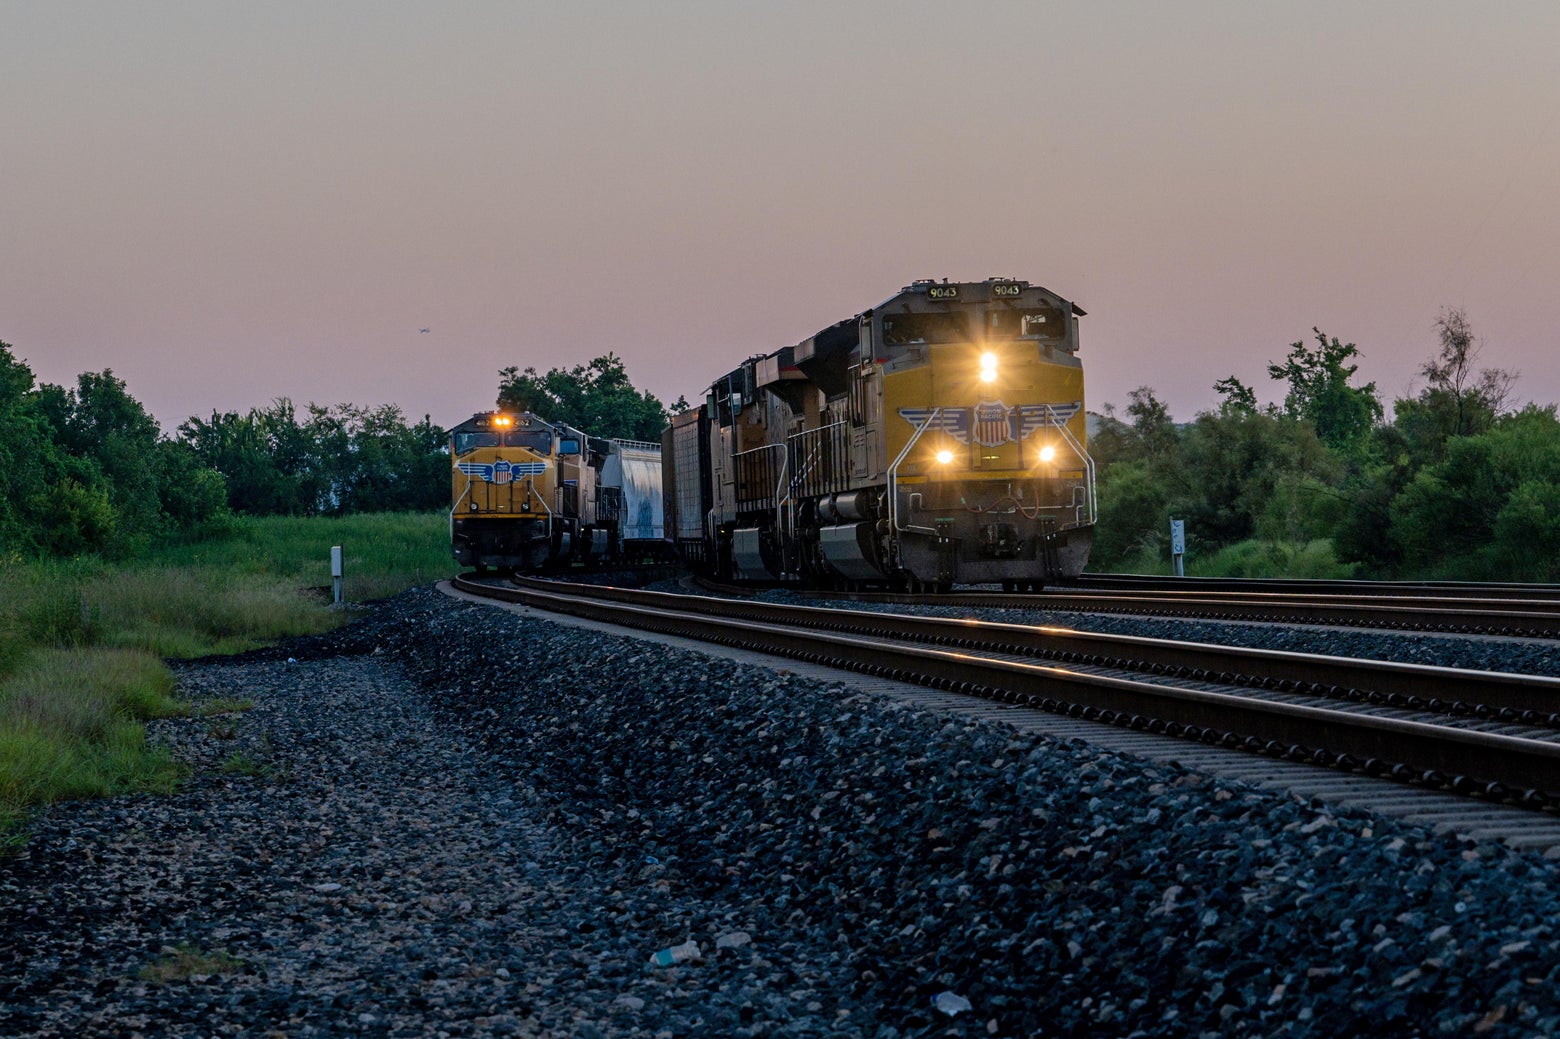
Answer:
[
  {"xmin": 0, "ymin": 511, "xmax": 458, "ymax": 845},
  {"xmin": 219, "ymin": 752, "xmax": 273, "ymax": 778},
  {"xmin": 138, "ymin": 943, "xmax": 244, "ymax": 983},
  {"xmin": 148, "ymin": 511, "xmax": 458, "ymax": 607},
  {"xmin": 0, "ymin": 647, "xmax": 186, "ymax": 840}
]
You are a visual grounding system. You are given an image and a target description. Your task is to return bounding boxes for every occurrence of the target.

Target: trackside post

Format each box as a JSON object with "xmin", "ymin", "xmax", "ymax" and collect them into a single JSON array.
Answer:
[{"xmin": 331, "ymin": 545, "xmax": 345, "ymax": 606}]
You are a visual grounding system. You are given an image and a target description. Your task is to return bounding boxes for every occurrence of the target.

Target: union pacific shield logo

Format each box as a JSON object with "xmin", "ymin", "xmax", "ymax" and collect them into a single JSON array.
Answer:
[
  {"xmin": 972, "ymin": 400, "xmax": 1014, "ymax": 448},
  {"xmin": 456, "ymin": 460, "xmax": 549, "ymax": 482}
]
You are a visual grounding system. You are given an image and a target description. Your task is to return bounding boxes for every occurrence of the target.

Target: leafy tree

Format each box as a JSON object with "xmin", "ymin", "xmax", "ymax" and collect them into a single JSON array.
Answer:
[
  {"xmin": 1175, "ymin": 410, "xmax": 1339, "ymax": 547},
  {"xmin": 1267, "ymin": 328, "xmax": 1382, "ymax": 454},
  {"xmin": 1328, "ymin": 458, "xmax": 1407, "ymax": 573},
  {"xmin": 148, "ymin": 440, "xmax": 230, "ymax": 536},
  {"xmin": 1092, "ymin": 458, "xmax": 1177, "ymax": 570},
  {"xmin": 1089, "ymin": 386, "xmax": 1178, "ymax": 468},
  {"xmin": 1422, "ymin": 307, "xmax": 1517, "ymax": 424},
  {"xmin": 0, "ymin": 342, "xmax": 73, "ymax": 555},
  {"xmin": 2, "ymin": 350, "xmax": 230, "ymax": 556},
  {"xmin": 1387, "ymin": 406, "xmax": 1560, "ymax": 579},
  {"xmin": 180, "ymin": 400, "xmax": 335, "ymax": 515},
  {"xmin": 181, "ymin": 406, "xmax": 301, "ymax": 515},
  {"xmin": 1090, "ymin": 383, "xmax": 1349, "ymax": 574},
  {"xmin": 326, "ymin": 404, "xmax": 449, "ymax": 514},
  {"xmin": 180, "ymin": 399, "xmax": 447, "ymax": 516},
  {"xmin": 1392, "ymin": 308, "xmax": 1517, "ymax": 468},
  {"xmin": 1089, "ymin": 388, "xmax": 1189, "ymax": 568},
  {"xmin": 37, "ymin": 370, "xmax": 167, "ymax": 548},
  {"xmin": 497, "ymin": 353, "xmax": 669, "ymax": 441},
  {"xmin": 1213, "ymin": 375, "xmax": 1260, "ymax": 418},
  {"xmin": 37, "ymin": 478, "xmax": 118, "ymax": 556}
]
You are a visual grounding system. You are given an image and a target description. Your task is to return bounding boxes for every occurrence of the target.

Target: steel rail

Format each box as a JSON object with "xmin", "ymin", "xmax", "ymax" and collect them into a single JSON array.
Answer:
[{"xmin": 453, "ymin": 576, "xmax": 1560, "ymax": 801}]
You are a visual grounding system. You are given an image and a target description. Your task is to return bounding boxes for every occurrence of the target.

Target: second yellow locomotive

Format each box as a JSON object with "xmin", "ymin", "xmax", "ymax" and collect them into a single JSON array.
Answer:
[
  {"xmin": 450, "ymin": 411, "xmax": 662, "ymax": 571},
  {"xmin": 665, "ymin": 278, "xmax": 1094, "ymax": 590}
]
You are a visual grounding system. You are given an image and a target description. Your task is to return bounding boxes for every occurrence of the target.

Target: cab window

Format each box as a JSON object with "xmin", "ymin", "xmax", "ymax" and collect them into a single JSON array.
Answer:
[
  {"xmin": 987, "ymin": 306, "xmax": 1066, "ymax": 342},
  {"xmin": 507, "ymin": 430, "xmax": 554, "ymax": 452},
  {"xmin": 882, "ymin": 312, "xmax": 969, "ymax": 345},
  {"xmin": 454, "ymin": 432, "xmax": 500, "ymax": 454}
]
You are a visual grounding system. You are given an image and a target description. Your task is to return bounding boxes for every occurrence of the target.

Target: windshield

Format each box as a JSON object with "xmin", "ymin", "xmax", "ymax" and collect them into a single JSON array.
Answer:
[
  {"xmin": 454, "ymin": 429, "xmax": 553, "ymax": 454},
  {"xmin": 882, "ymin": 311, "xmax": 970, "ymax": 345},
  {"xmin": 508, "ymin": 430, "xmax": 553, "ymax": 452},
  {"xmin": 986, "ymin": 305, "xmax": 1066, "ymax": 342}
]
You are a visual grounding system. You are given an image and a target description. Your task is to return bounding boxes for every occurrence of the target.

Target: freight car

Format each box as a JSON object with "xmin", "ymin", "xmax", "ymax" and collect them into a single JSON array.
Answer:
[
  {"xmin": 449, "ymin": 410, "xmax": 663, "ymax": 571},
  {"xmin": 664, "ymin": 278, "xmax": 1094, "ymax": 590}
]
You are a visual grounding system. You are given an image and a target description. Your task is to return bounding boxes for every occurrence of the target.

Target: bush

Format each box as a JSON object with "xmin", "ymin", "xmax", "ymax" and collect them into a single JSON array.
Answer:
[
  {"xmin": 1189, "ymin": 539, "xmax": 1358, "ymax": 580},
  {"xmin": 1388, "ymin": 406, "xmax": 1560, "ymax": 578}
]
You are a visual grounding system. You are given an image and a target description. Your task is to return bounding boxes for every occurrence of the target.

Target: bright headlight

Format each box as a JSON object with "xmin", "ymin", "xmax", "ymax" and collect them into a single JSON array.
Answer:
[
  {"xmin": 935, "ymin": 449, "xmax": 954, "ymax": 465},
  {"xmin": 979, "ymin": 352, "xmax": 999, "ymax": 383},
  {"xmin": 1039, "ymin": 445, "xmax": 1056, "ymax": 463}
]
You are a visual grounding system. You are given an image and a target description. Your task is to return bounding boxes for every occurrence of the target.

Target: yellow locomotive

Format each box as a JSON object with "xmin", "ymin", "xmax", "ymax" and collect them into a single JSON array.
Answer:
[
  {"xmin": 665, "ymin": 278, "xmax": 1093, "ymax": 590},
  {"xmin": 450, "ymin": 411, "xmax": 662, "ymax": 571}
]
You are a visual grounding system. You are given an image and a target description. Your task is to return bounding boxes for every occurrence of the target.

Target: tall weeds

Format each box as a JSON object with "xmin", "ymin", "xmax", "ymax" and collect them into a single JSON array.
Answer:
[{"xmin": 1, "ymin": 511, "xmax": 458, "ymax": 844}]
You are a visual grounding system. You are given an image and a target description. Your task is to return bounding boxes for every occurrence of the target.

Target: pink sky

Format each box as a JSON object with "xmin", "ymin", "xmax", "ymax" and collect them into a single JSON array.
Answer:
[{"xmin": 4, "ymin": 2, "xmax": 1558, "ymax": 434}]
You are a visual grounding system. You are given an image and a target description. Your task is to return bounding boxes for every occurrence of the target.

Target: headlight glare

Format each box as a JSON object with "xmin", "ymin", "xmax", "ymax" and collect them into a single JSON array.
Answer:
[{"xmin": 979, "ymin": 352, "xmax": 999, "ymax": 383}]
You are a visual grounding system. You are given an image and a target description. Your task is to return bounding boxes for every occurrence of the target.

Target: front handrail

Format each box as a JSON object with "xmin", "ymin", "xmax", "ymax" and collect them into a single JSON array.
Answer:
[
  {"xmin": 1042, "ymin": 404, "xmax": 1096, "ymax": 525},
  {"xmin": 887, "ymin": 409, "xmax": 943, "ymax": 541}
]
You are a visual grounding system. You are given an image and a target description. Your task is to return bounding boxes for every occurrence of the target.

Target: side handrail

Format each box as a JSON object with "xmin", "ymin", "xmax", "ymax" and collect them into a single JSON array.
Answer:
[
  {"xmin": 733, "ymin": 442, "xmax": 785, "ymax": 510},
  {"xmin": 773, "ymin": 450, "xmax": 790, "ymax": 540},
  {"xmin": 1043, "ymin": 404, "xmax": 1097, "ymax": 525},
  {"xmin": 888, "ymin": 409, "xmax": 943, "ymax": 540}
]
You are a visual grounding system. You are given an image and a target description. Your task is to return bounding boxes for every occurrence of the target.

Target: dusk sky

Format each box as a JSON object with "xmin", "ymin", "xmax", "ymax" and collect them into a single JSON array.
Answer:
[{"xmin": 4, "ymin": 2, "xmax": 1558, "ymax": 435}]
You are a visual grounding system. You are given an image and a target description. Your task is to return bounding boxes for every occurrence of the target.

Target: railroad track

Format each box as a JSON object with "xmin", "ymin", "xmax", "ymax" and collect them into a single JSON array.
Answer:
[
  {"xmin": 759, "ymin": 583, "xmax": 1560, "ymax": 638},
  {"xmin": 451, "ymin": 575, "xmax": 1560, "ymax": 820}
]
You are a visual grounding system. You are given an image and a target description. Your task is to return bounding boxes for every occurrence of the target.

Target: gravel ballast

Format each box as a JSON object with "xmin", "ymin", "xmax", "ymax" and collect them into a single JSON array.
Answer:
[
  {"xmin": 746, "ymin": 588, "xmax": 1560, "ymax": 678},
  {"xmin": 2, "ymin": 585, "xmax": 1558, "ymax": 1037}
]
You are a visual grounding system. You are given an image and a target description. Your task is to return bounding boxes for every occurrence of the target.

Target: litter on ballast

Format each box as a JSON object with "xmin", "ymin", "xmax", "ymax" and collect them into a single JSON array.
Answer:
[
  {"xmin": 933, "ymin": 991, "xmax": 972, "ymax": 1017},
  {"xmin": 648, "ymin": 939, "xmax": 701, "ymax": 967}
]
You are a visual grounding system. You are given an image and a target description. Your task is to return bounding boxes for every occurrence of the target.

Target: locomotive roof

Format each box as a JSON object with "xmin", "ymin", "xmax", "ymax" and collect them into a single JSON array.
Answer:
[
  {"xmin": 883, "ymin": 278, "xmax": 1086, "ymax": 316},
  {"xmin": 447, "ymin": 410, "xmax": 556, "ymax": 435},
  {"xmin": 707, "ymin": 278, "xmax": 1086, "ymax": 395}
]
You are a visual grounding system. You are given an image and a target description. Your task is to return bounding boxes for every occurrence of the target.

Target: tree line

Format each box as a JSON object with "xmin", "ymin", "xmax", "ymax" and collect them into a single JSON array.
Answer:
[
  {"xmin": 1090, "ymin": 308, "xmax": 1559, "ymax": 581},
  {"xmin": 0, "ymin": 343, "xmax": 677, "ymax": 560},
  {"xmin": 7, "ymin": 322, "xmax": 1554, "ymax": 580}
]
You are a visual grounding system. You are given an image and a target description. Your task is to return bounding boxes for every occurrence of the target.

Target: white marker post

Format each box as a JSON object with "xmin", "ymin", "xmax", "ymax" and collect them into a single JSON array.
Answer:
[
  {"xmin": 331, "ymin": 545, "xmax": 345, "ymax": 606},
  {"xmin": 1169, "ymin": 520, "xmax": 1186, "ymax": 577}
]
